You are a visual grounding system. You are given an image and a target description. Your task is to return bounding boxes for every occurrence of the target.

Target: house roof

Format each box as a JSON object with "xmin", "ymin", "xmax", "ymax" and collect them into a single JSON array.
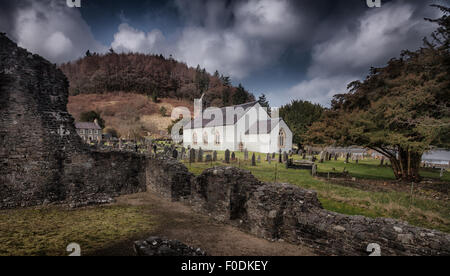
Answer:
[
  {"xmin": 184, "ymin": 101, "xmax": 259, "ymax": 129},
  {"xmin": 75, "ymin": 122, "xmax": 102, "ymax": 130},
  {"xmin": 245, "ymin": 119, "xmax": 281, "ymax": 135}
]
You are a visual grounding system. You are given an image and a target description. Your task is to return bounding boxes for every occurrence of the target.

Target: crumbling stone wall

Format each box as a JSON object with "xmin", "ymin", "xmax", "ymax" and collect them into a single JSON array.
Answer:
[
  {"xmin": 191, "ymin": 167, "xmax": 261, "ymax": 222},
  {"xmin": 171, "ymin": 166, "xmax": 450, "ymax": 256},
  {"xmin": 146, "ymin": 157, "xmax": 193, "ymax": 201},
  {"xmin": 0, "ymin": 34, "xmax": 147, "ymax": 208}
]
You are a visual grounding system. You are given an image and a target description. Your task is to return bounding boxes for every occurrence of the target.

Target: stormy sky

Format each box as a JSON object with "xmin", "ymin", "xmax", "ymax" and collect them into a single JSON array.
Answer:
[{"xmin": 0, "ymin": 0, "xmax": 445, "ymax": 107}]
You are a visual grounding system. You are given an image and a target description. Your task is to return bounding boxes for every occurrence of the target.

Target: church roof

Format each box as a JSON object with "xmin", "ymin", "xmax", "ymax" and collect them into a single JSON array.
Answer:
[
  {"xmin": 245, "ymin": 119, "xmax": 281, "ymax": 135},
  {"xmin": 184, "ymin": 101, "xmax": 259, "ymax": 129},
  {"xmin": 75, "ymin": 122, "xmax": 102, "ymax": 130}
]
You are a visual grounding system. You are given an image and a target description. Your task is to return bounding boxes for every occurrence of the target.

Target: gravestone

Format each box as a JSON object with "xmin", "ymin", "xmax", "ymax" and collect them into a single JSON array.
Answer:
[
  {"xmin": 312, "ymin": 164, "xmax": 317, "ymax": 176},
  {"xmin": 172, "ymin": 149, "xmax": 178, "ymax": 159},
  {"xmin": 272, "ymin": 152, "xmax": 276, "ymax": 159},
  {"xmin": 213, "ymin": 151, "xmax": 217, "ymax": 162},
  {"xmin": 181, "ymin": 147, "xmax": 186, "ymax": 159},
  {"xmin": 266, "ymin": 153, "xmax": 269, "ymax": 161},
  {"xmin": 244, "ymin": 149, "xmax": 249, "ymax": 161},
  {"xmin": 189, "ymin": 149, "xmax": 196, "ymax": 163},
  {"xmin": 380, "ymin": 157, "xmax": 384, "ymax": 166},
  {"xmin": 257, "ymin": 155, "xmax": 261, "ymax": 163},
  {"xmin": 225, "ymin": 150, "xmax": 230, "ymax": 164},
  {"xmin": 283, "ymin": 151, "xmax": 288, "ymax": 163},
  {"xmin": 279, "ymin": 150, "xmax": 282, "ymax": 163},
  {"xmin": 334, "ymin": 154, "xmax": 338, "ymax": 161},
  {"xmin": 251, "ymin": 153, "xmax": 256, "ymax": 166},
  {"xmin": 319, "ymin": 151, "xmax": 324, "ymax": 163},
  {"xmin": 205, "ymin": 154, "xmax": 212, "ymax": 163},
  {"xmin": 231, "ymin": 152, "xmax": 236, "ymax": 161},
  {"xmin": 198, "ymin": 148, "xmax": 204, "ymax": 162},
  {"xmin": 345, "ymin": 153, "xmax": 350, "ymax": 164},
  {"xmin": 268, "ymin": 156, "xmax": 271, "ymax": 164}
]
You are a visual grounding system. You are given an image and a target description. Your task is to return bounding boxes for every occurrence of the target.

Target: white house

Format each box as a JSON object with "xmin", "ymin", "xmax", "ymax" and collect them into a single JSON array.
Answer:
[{"xmin": 183, "ymin": 101, "xmax": 293, "ymax": 153}]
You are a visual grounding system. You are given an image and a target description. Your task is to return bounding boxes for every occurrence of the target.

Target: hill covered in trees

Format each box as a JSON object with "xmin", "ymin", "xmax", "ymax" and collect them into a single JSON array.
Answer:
[{"xmin": 60, "ymin": 51, "xmax": 255, "ymax": 107}]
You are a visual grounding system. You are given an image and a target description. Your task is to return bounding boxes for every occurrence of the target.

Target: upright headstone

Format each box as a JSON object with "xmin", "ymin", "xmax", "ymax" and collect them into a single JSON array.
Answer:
[
  {"xmin": 213, "ymin": 151, "xmax": 217, "ymax": 162},
  {"xmin": 231, "ymin": 152, "xmax": 236, "ymax": 161},
  {"xmin": 319, "ymin": 151, "xmax": 324, "ymax": 163},
  {"xmin": 225, "ymin": 149, "xmax": 230, "ymax": 164},
  {"xmin": 279, "ymin": 150, "xmax": 282, "ymax": 163},
  {"xmin": 272, "ymin": 152, "xmax": 276, "ymax": 159},
  {"xmin": 244, "ymin": 149, "xmax": 249, "ymax": 161},
  {"xmin": 189, "ymin": 148, "xmax": 196, "ymax": 163},
  {"xmin": 205, "ymin": 154, "xmax": 212, "ymax": 163},
  {"xmin": 334, "ymin": 154, "xmax": 338, "ymax": 161},
  {"xmin": 266, "ymin": 153, "xmax": 270, "ymax": 161},
  {"xmin": 380, "ymin": 157, "xmax": 385, "ymax": 166},
  {"xmin": 181, "ymin": 147, "xmax": 186, "ymax": 160},
  {"xmin": 345, "ymin": 152, "xmax": 350, "ymax": 164},
  {"xmin": 251, "ymin": 153, "xmax": 256, "ymax": 166},
  {"xmin": 198, "ymin": 148, "xmax": 204, "ymax": 162},
  {"xmin": 268, "ymin": 156, "xmax": 271, "ymax": 164},
  {"xmin": 257, "ymin": 155, "xmax": 261, "ymax": 163},
  {"xmin": 172, "ymin": 149, "xmax": 178, "ymax": 159},
  {"xmin": 283, "ymin": 151, "xmax": 288, "ymax": 163},
  {"xmin": 312, "ymin": 164, "xmax": 317, "ymax": 176}
]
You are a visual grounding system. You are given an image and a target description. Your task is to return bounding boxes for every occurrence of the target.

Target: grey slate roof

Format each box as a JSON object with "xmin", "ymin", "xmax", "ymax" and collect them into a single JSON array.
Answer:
[
  {"xmin": 75, "ymin": 122, "xmax": 102, "ymax": 130},
  {"xmin": 185, "ymin": 101, "xmax": 259, "ymax": 129}
]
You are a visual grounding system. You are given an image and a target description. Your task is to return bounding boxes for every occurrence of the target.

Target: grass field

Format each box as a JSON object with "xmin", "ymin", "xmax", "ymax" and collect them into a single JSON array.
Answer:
[
  {"xmin": 183, "ymin": 151, "xmax": 450, "ymax": 233},
  {"xmin": 0, "ymin": 205, "xmax": 154, "ymax": 256}
]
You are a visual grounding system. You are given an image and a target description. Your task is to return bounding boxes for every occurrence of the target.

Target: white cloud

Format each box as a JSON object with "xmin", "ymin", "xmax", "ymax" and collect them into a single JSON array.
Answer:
[
  {"xmin": 286, "ymin": 1, "xmax": 436, "ymax": 106},
  {"xmin": 169, "ymin": 0, "xmax": 303, "ymax": 79},
  {"xmin": 286, "ymin": 76, "xmax": 358, "ymax": 106},
  {"xmin": 1, "ymin": 0, "xmax": 106, "ymax": 64},
  {"xmin": 174, "ymin": 27, "xmax": 267, "ymax": 79},
  {"xmin": 308, "ymin": 2, "xmax": 434, "ymax": 78},
  {"xmin": 111, "ymin": 23, "xmax": 166, "ymax": 54}
]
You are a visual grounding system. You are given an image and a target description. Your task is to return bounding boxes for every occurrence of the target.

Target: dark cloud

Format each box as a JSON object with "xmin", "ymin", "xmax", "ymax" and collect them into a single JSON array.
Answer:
[{"xmin": 0, "ymin": 0, "xmax": 443, "ymax": 105}]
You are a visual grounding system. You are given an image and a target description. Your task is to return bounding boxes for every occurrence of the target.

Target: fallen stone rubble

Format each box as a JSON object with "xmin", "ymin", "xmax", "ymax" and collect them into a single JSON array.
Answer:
[{"xmin": 134, "ymin": 237, "xmax": 207, "ymax": 256}]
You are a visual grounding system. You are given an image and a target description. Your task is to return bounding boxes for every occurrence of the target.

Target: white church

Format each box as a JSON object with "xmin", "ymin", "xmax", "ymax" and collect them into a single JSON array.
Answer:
[{"xmin": 183, "ymin": 100, "xmax": 293, "ymax": 154}]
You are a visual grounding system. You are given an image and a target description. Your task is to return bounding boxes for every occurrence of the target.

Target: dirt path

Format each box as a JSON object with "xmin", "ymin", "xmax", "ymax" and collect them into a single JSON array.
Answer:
[{"xmin": 91, "ymin": 192, "xmax": 315, "ymax": 256}]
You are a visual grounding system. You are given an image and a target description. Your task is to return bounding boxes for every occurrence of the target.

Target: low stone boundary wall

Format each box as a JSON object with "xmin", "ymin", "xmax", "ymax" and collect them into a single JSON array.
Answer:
[{"xmin": 153, "ymin": 165, "xmax": 450, "ymax": 256}]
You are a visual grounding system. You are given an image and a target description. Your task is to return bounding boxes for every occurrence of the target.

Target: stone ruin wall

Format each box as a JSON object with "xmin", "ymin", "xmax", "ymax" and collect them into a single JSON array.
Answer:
[
  {"xmin": 0, "ymin": 34, "xmax": 147, "ymax": 208},
  {"xmin": 149, "ymin": 166, "xmax": 450, "ymax": 256},
  {"xmin": 1, "ymin": 34, "xmax": 449, "ymax": 256}
]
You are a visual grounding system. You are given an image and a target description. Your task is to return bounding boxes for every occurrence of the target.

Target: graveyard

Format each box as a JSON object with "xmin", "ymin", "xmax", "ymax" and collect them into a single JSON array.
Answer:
[{"xmin": 181, "ymin": 150, "xmax": 450, "ymax": 233}]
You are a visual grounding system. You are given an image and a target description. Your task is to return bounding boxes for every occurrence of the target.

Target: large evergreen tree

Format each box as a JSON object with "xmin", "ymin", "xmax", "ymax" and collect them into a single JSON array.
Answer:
[
  {"xmin": 279, "ymin": 100, "xmax": 324, "ymax": 149},
  {"xmin": 306, "ymin": 5, "xmax": 450, "ymax": 182}
]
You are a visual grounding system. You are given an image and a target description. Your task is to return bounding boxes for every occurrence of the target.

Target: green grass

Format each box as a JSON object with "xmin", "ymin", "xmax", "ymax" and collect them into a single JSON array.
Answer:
[
  {"xmin": 0, "ymin": 205, "xmax": 155, "ymax": 256},
  {"xmin": 184, "ymin": 151, "xmax": 450, "ymax": 233}
]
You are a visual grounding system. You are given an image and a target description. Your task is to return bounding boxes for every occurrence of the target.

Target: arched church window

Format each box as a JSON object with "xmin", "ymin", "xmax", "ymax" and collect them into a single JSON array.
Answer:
[
  {"xmin": 193, "ymin": 132, "xmax": 198, "ymax": 145},
  {"xmin": 203, "ymin": 132, "xmax": 208, "ymax": 145},
  {"xmin": 279, "ymin": 129, "xmax": 286, "ymax": 148},
  {"xmin": 215, "ymin": 131, "xmax": 221, "ymax": 145}
]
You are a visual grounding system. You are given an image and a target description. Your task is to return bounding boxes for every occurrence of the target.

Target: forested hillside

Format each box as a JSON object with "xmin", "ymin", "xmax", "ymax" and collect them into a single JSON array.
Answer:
[{"xmin": 60, "ymin": 52, "xmax": 255, "ymax": 107}]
